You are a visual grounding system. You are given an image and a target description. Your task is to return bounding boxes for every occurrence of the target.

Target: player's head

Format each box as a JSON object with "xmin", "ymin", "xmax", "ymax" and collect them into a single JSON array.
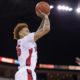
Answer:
[{"xmin": 13, "ymin": 23, "xmax": 30, "ymax": 40}]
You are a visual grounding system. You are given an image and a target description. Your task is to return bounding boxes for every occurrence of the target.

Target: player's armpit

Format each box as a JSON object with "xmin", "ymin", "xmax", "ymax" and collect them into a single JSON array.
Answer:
[{"xmin": 34, "ymin": 28, "xmax": 50, "ymax": 41}]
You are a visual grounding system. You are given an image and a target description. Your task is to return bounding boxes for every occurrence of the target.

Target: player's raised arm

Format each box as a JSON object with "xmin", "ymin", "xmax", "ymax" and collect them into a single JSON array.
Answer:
[{"xmin": 34, "ymin": 12, "xmax": 50, "ymax": 41}]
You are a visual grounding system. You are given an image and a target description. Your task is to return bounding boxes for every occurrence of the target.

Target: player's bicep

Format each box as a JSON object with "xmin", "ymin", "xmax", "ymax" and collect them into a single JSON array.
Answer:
[{"xmin": 34, "ymin": 29, "xmax": 49, "ymax": 41}]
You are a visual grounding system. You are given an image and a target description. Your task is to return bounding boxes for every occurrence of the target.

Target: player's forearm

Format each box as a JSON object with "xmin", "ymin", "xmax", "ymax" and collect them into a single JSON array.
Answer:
[
  {"xmin": 37, "ymin": 15, "xmax": 50, "ymax": 32},
  {"xmin": 43, "ymin": 15, "xmax": 50, "ymax": 31},
  {"xmin": 37, "ymin": 17, "xmax": 45, "ymax": 31}
]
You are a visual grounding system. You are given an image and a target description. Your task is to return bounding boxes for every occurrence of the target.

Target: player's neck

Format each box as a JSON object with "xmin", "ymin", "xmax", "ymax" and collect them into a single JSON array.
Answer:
[{"xmin": 20, "ymin": 32, "xmax": 30, "ymax": 39}]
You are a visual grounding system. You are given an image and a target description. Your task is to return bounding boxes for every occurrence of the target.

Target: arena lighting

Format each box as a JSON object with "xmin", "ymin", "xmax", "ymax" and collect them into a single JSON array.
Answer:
[
  {"xmin": 69, "ymin": 65, "xmax": 80, "ymax": 70},
  {"xmin": 39, "ymin": 64, "xmax": 80, "ymax": 70},
  {"xmin": 0, "ymin": 56, "xmax": 19, "ymax": 64},
  {"xmin": 0, "ymin": 57, "xmax": 14, "ymax": 63},
  {"xmin": 57, "ymin": 5, "xmax": 73, "ymax": 12},
  {"xmin": 14, "ymin": 60, "xmax": 19, "ymax": 65},
  {"xmin": 39, "ymin": 64, "xmax": 55, "ymax": 69},
  {"xmin": 76, "ymin": 8, "xmax": 80, "ymax": 13},
  {"xmin": 50, "ymin": 5, "xmax": 54, "ymax": 9},
  {"xmin": 0, "ymin": 56, "xmax": 80, "ymax": 70}
]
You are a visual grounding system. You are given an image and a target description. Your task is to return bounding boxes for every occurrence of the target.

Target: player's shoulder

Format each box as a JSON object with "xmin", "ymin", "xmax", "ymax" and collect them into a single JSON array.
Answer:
[
  {"xmin": 28, "ymin": 32, "xmax": 35, "ymax": 36},
  {"xmin": 30, "ymin": 32, "xmax": 35, "ymax": 34},
  {"xmin": 24, "ymin": 32, "xmax": 35, "ymax": 39}
]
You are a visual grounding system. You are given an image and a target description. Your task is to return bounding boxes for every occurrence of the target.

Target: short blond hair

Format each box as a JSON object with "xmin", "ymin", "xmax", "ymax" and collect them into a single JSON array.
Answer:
[{"xmin": 13, "ymin": 23, "xmax": 28, "ymax": 40}]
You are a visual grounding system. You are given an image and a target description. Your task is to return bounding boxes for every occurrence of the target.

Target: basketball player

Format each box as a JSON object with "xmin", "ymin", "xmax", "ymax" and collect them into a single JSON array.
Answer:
[{"xmin": 13, "ymin": 11, "xmax": 50, "ymax": 80}]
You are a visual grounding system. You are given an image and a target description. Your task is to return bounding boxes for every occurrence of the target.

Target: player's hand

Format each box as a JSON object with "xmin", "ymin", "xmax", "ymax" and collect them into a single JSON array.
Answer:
[
  {"xmin": 36, "ymin": 9, "xmax": 49, "ymax": 18},
  {"xmin": 75, "ymin": 57, "xmax": 80, "ymax": 65},
  {"xmin": 76, "ymin": 57, "xmax": 80, "ymax": 61}
]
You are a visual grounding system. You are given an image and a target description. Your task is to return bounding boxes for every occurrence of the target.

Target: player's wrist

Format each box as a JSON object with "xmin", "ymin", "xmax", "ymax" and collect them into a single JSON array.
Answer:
[{"xmin": 44, "ymin": 15, "xmax": 48, "ymax": 19}]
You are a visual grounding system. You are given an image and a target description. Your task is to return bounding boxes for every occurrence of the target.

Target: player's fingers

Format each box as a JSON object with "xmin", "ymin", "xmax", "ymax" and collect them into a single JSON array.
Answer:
[
  {"xmin": 38, "ymin": 9, "xmax": 42, "ymax": 13},
  {"xmin": 38, "ymin": 9, "xmax": 47, "ymax": 15}
]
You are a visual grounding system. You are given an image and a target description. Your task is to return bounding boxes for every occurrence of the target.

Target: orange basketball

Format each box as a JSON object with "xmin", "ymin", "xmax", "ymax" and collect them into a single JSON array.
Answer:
[{"xmin": 35, "ymin": 1, "xmax": 50, "ymax": 15}]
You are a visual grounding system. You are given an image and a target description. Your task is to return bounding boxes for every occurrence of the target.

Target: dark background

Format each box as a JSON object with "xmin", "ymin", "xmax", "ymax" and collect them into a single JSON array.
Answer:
[{"xmin": 0, "ymin": 0, "xmax": 80, "ymax": 65}]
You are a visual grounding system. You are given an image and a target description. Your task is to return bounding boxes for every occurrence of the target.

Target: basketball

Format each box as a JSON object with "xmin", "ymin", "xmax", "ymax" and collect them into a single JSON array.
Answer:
[{"xmin": 35, "ymin": 1, "xmax": 50, "ymax": 16}]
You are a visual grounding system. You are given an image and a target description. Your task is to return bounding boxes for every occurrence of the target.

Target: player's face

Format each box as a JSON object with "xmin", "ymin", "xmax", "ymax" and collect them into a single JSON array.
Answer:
[{"xmin": 19, "ymin": 27, "xmax": 30, "ymax": 38}]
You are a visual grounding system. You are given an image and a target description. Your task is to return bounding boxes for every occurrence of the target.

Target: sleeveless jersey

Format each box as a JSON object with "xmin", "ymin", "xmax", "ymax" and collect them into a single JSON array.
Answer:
[{"xmin": 16, "ymin": 33, "xmax": 37, "ymax": 70}]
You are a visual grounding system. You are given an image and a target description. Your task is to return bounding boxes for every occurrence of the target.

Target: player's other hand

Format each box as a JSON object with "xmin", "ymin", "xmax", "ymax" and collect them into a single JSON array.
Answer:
[{"xmin": 75, "ymin": 57, "xmax": 80, "ymax": 65}]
